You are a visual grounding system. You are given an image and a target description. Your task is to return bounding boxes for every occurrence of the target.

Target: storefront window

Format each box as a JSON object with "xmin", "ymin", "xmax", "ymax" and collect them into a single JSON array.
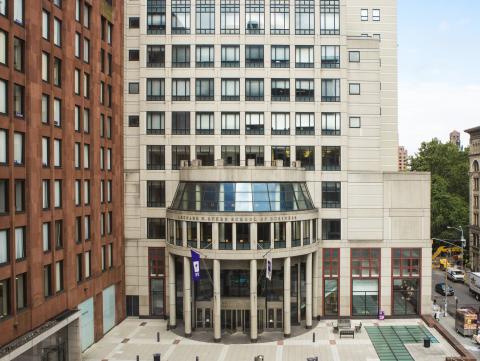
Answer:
[
  {"xmin": 393, "ymin": 279, "xmax": 419, "ymax": 315},
  {"xmin": 323, "ymin": 248, "xmax": 339, "ymax": 316},
  {"xmin": 352, "ymin": 279, "xmax": 379, "ymax": 316}
]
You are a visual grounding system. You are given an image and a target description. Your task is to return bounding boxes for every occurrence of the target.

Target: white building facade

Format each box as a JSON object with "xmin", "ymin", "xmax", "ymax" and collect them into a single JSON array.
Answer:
[{"xmin": 124, "ymin": 0, "xmax": 431, "ymax": 342}]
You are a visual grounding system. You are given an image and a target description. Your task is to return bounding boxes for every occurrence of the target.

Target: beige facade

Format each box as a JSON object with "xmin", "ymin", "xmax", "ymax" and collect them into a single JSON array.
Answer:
[
  {"xmin": 466, "ymin": 127, "xmax": 480, "ymax": 271},
  {"xmin": 124, "ymin": 0, "xmax": 431, "ymax": 342}
]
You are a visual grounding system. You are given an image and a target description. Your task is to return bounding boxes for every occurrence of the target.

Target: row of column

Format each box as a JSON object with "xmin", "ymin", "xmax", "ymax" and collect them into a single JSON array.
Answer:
[{"xmin": 168, "ymin": 252, "xmax": 315, "ymax": 342}]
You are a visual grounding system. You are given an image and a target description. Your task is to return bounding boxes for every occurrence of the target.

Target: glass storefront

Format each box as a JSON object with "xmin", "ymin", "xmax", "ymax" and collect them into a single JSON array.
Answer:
[
  {"xmin": 392, "ymin": 279, "xmax": 419, "ymax": 315},
  {"xmin": 352, "ymin": 279, "xmax": 379, "ymax": 316},
  {"xmin": 324, "ymin": 279, "xmax": 338, "ymax": 316}
]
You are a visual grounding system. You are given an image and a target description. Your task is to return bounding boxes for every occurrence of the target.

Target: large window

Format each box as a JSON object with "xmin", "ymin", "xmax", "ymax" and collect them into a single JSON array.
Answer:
[
  {"xmin": 245, "ymin": 146, "xmax": 264, "ymax": 166},
  {"xmin": 15, "ymin": 227, "xmax": 26, "ymax": 260},
  {"xmin": 172, "ymin": 112, "xmax": 190, "ymax": 135},
  {"xmin": 295, "ymin": 46, "xmax": 313, "ymax": 68},
  {"xmin": 13, "ymin": 38, "xmax": 24, "ymax": 72},
  {"xmin": 322, "ymin": 146, "xmax": 340, "ymax": 171},
  {"xmin": 295, "ymin": 146, "xmax": 314, "ymax": 170},
  {"xmin": 245, "ymin": 113, "xmax": 264, "ymax": 135},
  {"xmin": 322, "ymin": 79, "xmax": 340, "ymax": 102},
  {"xmin": 221, "ymin": 45, "xmax": 239, "ymax": 67},
  {"xmin": 146, "ymin": 78, "xmax": 165, "ymax": 101},
  {"xmin": 295, "ymin": 79, "xmax": 314, "ymax": 102},
  {"xmin": 322, "ymin": 219, "xmax": 340, "ymax": 240},
  {"xmin": 295, "ymin": 113, "xmax": 314, "ymax": 135},
  {"xmin": 0, "ymin": 278, "xmax": 9, "ymax": 318},
  {"xmin": 257, "ymin": 223, "xmax": 270, "ymax": 249},
  {"xmin": 245, "ymin": 79, "xmax": 264, "ymax": 101},
  {"xmin": 270, "ymin": 0, "xmax": 289, "ymax": 34},
  {"xmin": 0, "ymin": 31, "xmax": 6, "ymax": 65},
  {"xmin": 14, "ymin": 132, "xmax": 24, "ymax": 165},
  {"xmin": 196, "ymin": 45, "xmax": 214, "ymax": 67},
  {"xmin": 196, "ymin": 0, "xmax": 215, "ymax": 34},
  {"xmin": 221, "ymin": 113, "xmax": 240, "ymax": 135},
  {"xmin": 351, "ymin": 249, "xmax": 380, "ymax": 316},
  {"xmin": 172, "ymin": 78, "xmax": 190, "ymax": 101},
  {"xmin": 271, "ymin": 79, "xmax": 290, "ymax": 101},
  {"xmin": 0, "ymin": 79, "xmax": 6, "ymax": 114},
  {"xmin": 220, "ymin": 0, "xmax": 240, "ymax": 34},
  {"xmin": 195, "ymin": 78, "xmax": 214, "ymax": 101},
  {"xmin": 295, "ymin": 0, "xmax": 314, "ymax": 35},
  {"xmin": 172, "ymin": 0, "xmax": 191, "ymax": 34},
  {"xmin": 323, "ymin": 248, "xmax": 339, "ymax": 316},
  {"xmin": 0, "ymin": 179, "xmax": 7, "ymax": 214},
  {"xmin": 392, "ymin": 248, "xmax": 420, "ymax": 315},
  {"xmin": 221, "ymin": 79, "xmax": 240, "ymax": 101},
  {"xmin": 246, "ymin": 45, "xmax": 264, "ymax": 67},
  {"xmin": 44, "ymin": 264, "xmax": 52, "ymax": 297},
  {"xmin": 147, "ymin": 0, "xmax": 166, "ymax": 34},
  {"xmin": 147, "ymin": 45, "xmax": 165, "ymax": 67},
  {"xmin": 0, "ymin": 129, "xmax": 6, "ymax": 164},
  {"xmin": 321, "ymin": 113, "xmax": 340, "ymax": 135},
  {"xmin": 321, "ymin": 46, "xmax": 340, "ymax": 68},
  {"xmin": 147, "ymin": 145, "xmax": 165, "ymax": 170},
  {"xmin": 271, "ymin": 113, "xmax": 290, "ymax": 135},
  {"xmin": 246, "ymin": 0, "xmax": 264, "ymax": 34},
  {"xmin": 196, "ymin": 145, "xmax": 214, "ymax": 166},
  {"xmin": 221, "ymin": 145, "xmax": 240, "ymax": 166},
  {"xmin": 16, "ymin": 272, "xmax": 26, "ymax": 309},
  {"xmin": 271, "ymin": 146, "xmax": 290, "ymax": 166},
  {"xmin": 271, "ymin": 45, "xmax": 289, "ymax": 68},
  {"xmin": 172, "ymin": 145, "xmax": 190, "ymax": 170},
  {"xmin": 236, "ymin": 224, "xmax": 250, "ymax": 249},
  {"xmin": 0, "ymin": 229, "xmax": 8, "ymax": 264},
  {"xmin": 219, "ymin": 223, "xmax": 233, "ymax": 250},
  {"xmin": 291, "ymin": 221, "xmax": 301, "ymax": 247},
  {"xmin": 146, "ymin": 112, "xmax": 165, "ymax": 134},
  {"xmin": 320, "ymin": 0, "xmax": 339, "ymax": 35},
  {"xmin": 172, "ymin": 45, "xmax": 190, "ymax": 67},
  {"xmin": 322, "ymin": 182, "xmax": 340, "ymax": 208},
  {"xmin": 196, "ymin": 112, "xmax": 214, "ymax": 135},
  {"xmin": 147, "ymin": 181, "xmax": 165, "ymax": 207},
  {"xmin": 273, "ymin": 222, "xmax": 286, "ymax": 248}
]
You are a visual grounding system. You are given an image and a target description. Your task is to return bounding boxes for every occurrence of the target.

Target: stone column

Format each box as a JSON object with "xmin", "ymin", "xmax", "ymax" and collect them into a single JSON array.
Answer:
[
  {"xmin": 306, "ymin": 253, "xmax": 313, "ymax": 329},
  {"xmin": 283, "ymin": 257, "xmax": 291, "ymax": 337},
  {"xmin": 312, "ymin": 251, "xmax": 320, "ymax": 319},
  {"xmin": 168, "ymin": 253, "xmax": 176, "ymax": 328},
  {"xmin": 213, "ymin": 259, "xmax": 221, "ymax": 342},
  {"xmin": 250, "ymin": 259, "xmax": 258, "ymax": 342},
  {"xmin": 183, "ymin": 257, "xmax": 192, "ymax": 337}
]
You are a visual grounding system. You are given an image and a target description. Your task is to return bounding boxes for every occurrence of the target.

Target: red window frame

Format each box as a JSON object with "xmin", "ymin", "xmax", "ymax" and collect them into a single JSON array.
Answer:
[
  {"xmin": 323, "ymin": 248, "xmax": 339, "ymax": 278},
  {"xmin": 351, "ymin": 248, "xmax": 381, "ymax": 278},
  {"xmin": 392, "ymin": 248, "xmax": 421, "ymax": 277},
  {"xmin": 148, "ymin": 247, "xmax": 165, "ymax": 277}
]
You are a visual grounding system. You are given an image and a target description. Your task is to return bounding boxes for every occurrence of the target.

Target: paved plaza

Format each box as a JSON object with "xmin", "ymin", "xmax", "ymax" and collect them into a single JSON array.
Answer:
[{"xmin": 83, "ymin": 318, "xmax": 460, "ymax": 361}]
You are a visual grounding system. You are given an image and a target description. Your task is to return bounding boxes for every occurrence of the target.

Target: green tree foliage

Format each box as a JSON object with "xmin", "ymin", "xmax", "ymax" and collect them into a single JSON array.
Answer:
[{"xmin": 410, "ymin": 139, "xmax": 469, "ymax": 240}]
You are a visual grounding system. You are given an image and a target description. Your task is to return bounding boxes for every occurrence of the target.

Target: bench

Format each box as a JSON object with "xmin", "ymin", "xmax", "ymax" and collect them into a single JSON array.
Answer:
[{"xmin": 339, "ymin": 329, "xmax": 355, "ymax": 338}]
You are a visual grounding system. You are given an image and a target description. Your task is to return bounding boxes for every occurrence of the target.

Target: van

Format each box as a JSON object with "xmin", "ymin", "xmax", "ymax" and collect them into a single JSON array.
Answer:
[{"xmin": 447, "ymin": 268, "xmax": 465, "ymax": 282}]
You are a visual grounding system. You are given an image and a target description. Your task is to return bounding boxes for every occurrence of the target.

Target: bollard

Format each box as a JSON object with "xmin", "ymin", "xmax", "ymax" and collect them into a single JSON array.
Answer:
[
  {"xmin": 153, "ymin": 353, "xmax": 161, "ymax": 361},
  {"xmin": 157, "ymin": 331, "xmax": 160, "ymax": 342},
  {"xmin": 312, "ymin": 332, "xmax": 315, "ymax": 343},
  {"xmin": 195, "ymin": 357, "xmax": 199, "ymax": 361},
  {"xmin": 136, "ymin": 356, "xmax": 139, "ymax": 361}
]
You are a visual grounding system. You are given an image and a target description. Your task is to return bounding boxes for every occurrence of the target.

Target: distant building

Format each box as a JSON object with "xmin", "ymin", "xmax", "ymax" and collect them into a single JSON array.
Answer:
[
  {"xmin": 466, "ymin": 127, "xmax": 480, "ymax": 271},
  {"xmin": 450, "ymin": 130, "xmax": 461, "ymax": 148},
  {"xmin": 398, "ymin": 146, "xmax": 409, "ymax": 171}
]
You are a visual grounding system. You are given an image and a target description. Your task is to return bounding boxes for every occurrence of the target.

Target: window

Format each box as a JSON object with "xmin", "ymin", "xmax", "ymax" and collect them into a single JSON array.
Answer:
[
  {"xmin": 296, "ymin": 146, "xmax": 314, "ymax": 170},
  {"xmin": 53, "ymin": 58, "xmax": 61, "ymax": 87},
  {"xmin": 392, "ymin": 248, "xmax": 420, "ymax": 277},
  {"xmin": 221, "ymin": 45, "xmax": 240, "ymax": 67},
  {"xmin": 15, "ymin": 227, "xmax": 25, "ymax": 260},
  {"xmin": 295, "ymin": 79, "xmax": 314, "ymax": 101},
  {"xmin": 74, "ymin": 143, "xmax": 80, "ymax": 168},
  {"xmin": 322, "ymin": 182, "xmax": 340, "ymax": 208},
  {"xmin": 220, "ymin": 0, "xmax": 240, "ymax": 34},
  {"xmin": 147, "ymin": 145, "xmax": 165, "ymax": 170},
  {"xmin": 129, "ymin": 17, "xmax": 140, "ymax": 28},
  {"xmin": 44, "ymin": 264, "xmax": 52, "ymax": 297},
  {"xmin": 13, "ymin": 38, "xmax": 24, "ymax": 72},
  {"xmin": 372, "ymin": 9, "xmax": 380, "ymax": 21},
  {"xmin": 271, "ymin": 79, "xmax": 290, "ymax": 101},
  {"xmin": 321, "ymin": 46, "xmax": 340, "ymax": 68},
  {"xmin": 128, "ymin": 82, "xmax": 139, "ymax": 94},
  {"xmin": 42, "ymin": 180, "xmax": 50, "ymax": 209},
  {"xmin": 83, "ymin": 4, "xmax": 90, "ymax": 27},
  {"xmin": 42, "ymin": 10, "xmax": 50, "ymax": 39},
  {"xmin": 245, "ymin": 79, "xmax": 264, "ymax": 101},
  {"xmin": 172, "ymin": 45, "xmax": 190, "ymax": 67},
  {"xmin": 219, "ymin": 223, "xmax": 233, "ymax": 250},
  {"xmin": 0, "ymin": 79, "xmax": 6, "ymax": 114},
  {"xmin": 14, "ymin": 132, "xmax": 24, "ymax": 165},
  {"xmin": 83, "ymin": 180, "xmax": 89, "ymax": 205},
  {"xmin": 196, "ymin": 145, "xmax": 214, "ymax": 166},
  {"xmin": 83, "ymin": 144, "xmax": 90, "ymax": 169},
  {"xmin": 349, "ymin": 117, "xmax": 361, "ymax": 128},
  {"xmin": 291, "ymin": 221, "xmax": 301, "ymax": 247},
  {"xmin": 295, "ymin": 0, "xmax": 314, "ymax": 34},
  {"xmin": 53, "ymin": 139, "xmax": 61, "ymax": 167},
  {"xmin": 323, "ymin": 249, "xmax": 339, "ymax": 315},
  {"xmin": 0, "ymin": 229, "xmax": 8, "ymax": 264},
  {"xmin": 321, "ymin": 113, "xmax": 340, "ymax": 135},
  {"xmin": 273, "ymin": 222, "xmax": 286, "ymax": 248},
  {"xmin": 42, "ymin": 222, "xmax": 50, "ymax": 251},
  {"xmin": 0, "ymin": 0, "xmax": 6, "ymax": 16},
  {"xmin": 0, "ymin": 180, "xmax": 6, "ymax": 214},
  {"xmin": 271, "ymin": 146, "xmax": 290, "ymax": 166},
  {"xmin": 196, "ymin": 0, "xmax": 215, "ymax": 34},
  {"xmin": 246, "ymin": 45, "xmax": 264, "ymax": 67},
  {"xmin": 221, "ymin": 113, "xmax": 240, "ymax": 135},
  {"xmin": 322, "ymin": 219, "xmax": 340, "ymax": 240},
  {"xmin": 172, "ymin": 145, "xmax": 190, "ymax": 170},
  {"xmin": 195, "ymin": 45, "xmax": 214, "ymax": 67},
  {"xmin": 83, "ymin": 109, "xmax": 89, "ymax": 133},
  {"xmin": 322, "ymin": 146, "xmax": 340, "ymax": 171},
  {"xmin": 349, "ymin": 83, "xmax": 361, "ymax": 95},
  {"xmin": 172, "ymin": 112, "xmax": 190, "ymax": 135},
  {"xmin": 245, "ymin": 146, "xmax": 264, "ymax": 166},
  {"xmin": 0, "ymin": 30, "xmax": 6, "ymax": 65},
  {"xmin": 0, "ymin": 278, "xmax": 9, "ymax": 318},
  {"xmin": 146, "ymin": 112, "xmax": 165, "ymax": 134},
  {"xmin": 295, "ymin": 46, "xmax": 313, "ymax": 68},
  {"xmin": 54, "ymin": 18, "xmax": 61, "ymax": 46},
  {"xmin": 246, "ymin": 0, "xmax": 264, "ymax": 34},
  {"xmin": 172, "ymin": 78, "xmax": 190, "ymax": 101},
  {"xmin": 128, "ymin": 115, "xmax": 139, "ymax": 128},
  {"xmin": 321, "ymin": 79, "xmax": 340, "ymax": 102},
  {"xmin": 270, "ymin": 0, "xmax": 289, "ymax": 34},
  {"xmin": 195, "ymin": 79, "xmax": 214, "ymax": 101},
  {"xmin": 272, "ymin": 113, "xmax": 290, "ymax": 135},
  {"xmin": 148, "ymin": 218, "xmax": 166, "ymax": 239},
  {"xmin": 271, "ymin": 45, "xmax": 289, "ymax": 68},
  {"xmin": 74, "ymin": 180, "xmax": 80, "ymax": 206},
  {"xmin": 147, "ymin": 181, "xmax": 165, "ymax": 207},
  {"xmin": 196, "ymin": 112, "xmax": 214, "ymax": 134},
  {"xmin": 13, "ymin": 84, "xmax": 23, "ymax": 117},
  {"xmin": 74, "ymin": 69, "xmax": 80, "ymax": 94},
  {"xmin": 295, "ymin": 113, "xmax": 314, "ymax": 135},
  {"xmin": 16, "ymin": 273, "xmax": 26, "ymax": 310},
  {"xmin": 221, "ymin": 145, "xmax": 240, "ymax": 166},
  {"xmin": 76, "ymin": 253, "xmax": 83, "ymax": 282},
  {"xmin": 14, "ymin": 0, "xmax": 23, "ymax": 25},
  {"xmin": 84, "ymin": 216, "xmax": 91, "ymax": 240},
  {"xmin": 146, "ymin": 45, "xmax": 165, "ymax": 68},
  {"xmin": 221, "ymin": 79, "xmax": 240, "ymax": 101},
  {"xmin": 85, "ymin": 251, "xmax": 91, "ymax": 278},
  {"xmin": 245, "ymin": 113, "xmax": 264, "ymax": 135},
  {"xmin": 42, "ymin": 52, "xmax": 49, "ymax": 82},
  {"xmin": 320, "ymin": 0, "xmax": 339, "ymax": 35},
  {"xmin": 55, "ymin": 261, "xmax": 63, "ymax": 292},
  {"xmin": 128, "ymin": 49, "xmax": 139, "ymax": 61},
  {"xmin": 360, "ymin": 9, "xmax": 368, "ymax": 21},
  {"xmin": 55, "ymin": 220, "xmax": 62, "ymax": 249},
  {"xmin": 83, "ymin": 38, "xmax": 90, "ymax": 63},
  {"xmin": 147, "ymin": 0, "xmax": 166, "ymax": 34},
  {"xmin": 349, "ymin": 51, "xmax": 360, "ymax": 63},
  {"xmin": 172, "ymin": 0, "xmax": 191, "ymax": 33},
  {"xmin": 146, "ymin": 78, "xmax": 165, "ymax": 101},
  {"xmin": 75, "ymin": 217, "xmax": 81, "ymax": 244},
  {"xmin": 53, "ymin": 98, "xmax": 61, "ymax": 126},
  {"xmin": 0, "ymin": 130, "xmax": 5, "ymax": 164},
  {"xmin": 74, "ymin": 32, "xmax": 80, "ymax": 58}
]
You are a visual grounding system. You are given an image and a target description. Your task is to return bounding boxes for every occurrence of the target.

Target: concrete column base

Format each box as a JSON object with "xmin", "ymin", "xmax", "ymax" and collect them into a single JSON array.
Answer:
[
  {"xmin": 306, "ymin": 325, "xmax": 312, "ymax": 329},
  {"xmin": 185, "ymin": 332, "xmax": 192, "ymax": 338},
  {"xmin": 251, "ymin": 338, "xmax": 258, "ymax": 343},
  {"xmin": 284, "ymin": 333, "xmax": 291, "ymax": 338},
  {"xmin": 214, "ymin": 337, "xmax": 221, "ymax": 343}
]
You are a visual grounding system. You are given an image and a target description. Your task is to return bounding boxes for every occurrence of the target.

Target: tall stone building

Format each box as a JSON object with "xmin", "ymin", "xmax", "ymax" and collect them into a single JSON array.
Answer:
[
  {"xmin": 0, "ymin": 0, "xmax": 125, "ymax": 358},
  {"xmin": 466, "ymin": 127, "xmax": 480, "ymax": 271},
  {"xmin": 450, "ymin": 130, "xmax": 461, "ymax": 148},
  {"xmin": 124, "ymin": 0, "xmax": 431, "ymax": 342},
  {"xmin": 398, "ymin": 146, "xmax": 408, "ymax": 171}
]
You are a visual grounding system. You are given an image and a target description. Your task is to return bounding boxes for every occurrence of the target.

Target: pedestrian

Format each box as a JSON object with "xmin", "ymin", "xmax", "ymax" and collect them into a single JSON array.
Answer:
[{"xmin": 433, "ymin": 299, "xmax": 441, "ymax": 321}]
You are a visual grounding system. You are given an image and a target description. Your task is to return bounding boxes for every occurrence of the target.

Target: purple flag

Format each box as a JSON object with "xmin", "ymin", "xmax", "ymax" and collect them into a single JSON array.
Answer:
[{"xmin": 191, "ymin": 250, "xmax": 201, "ymax": 282}]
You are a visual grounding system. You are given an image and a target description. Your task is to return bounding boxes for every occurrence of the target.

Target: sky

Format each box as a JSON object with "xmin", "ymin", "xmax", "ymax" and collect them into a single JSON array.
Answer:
[{"xmin": 398, "ymin": 0, "xmax": 480, "ymax": 154}]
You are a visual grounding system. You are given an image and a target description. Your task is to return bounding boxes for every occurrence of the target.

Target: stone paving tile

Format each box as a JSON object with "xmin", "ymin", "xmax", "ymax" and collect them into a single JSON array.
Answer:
[
  {"xmin": 224, "ymin": 345, "xmax": 277, "ymax": 361},
  {"xmin": 283, "ymin": 345, "xmax": 333, "ymax": 361},
  {"xmin": 167, "ymin": 344, "xmax": 225, "ymax": 361},
  {"xmin": 337, "ymin": 343, "xmax": 379, "ymax": 361}
]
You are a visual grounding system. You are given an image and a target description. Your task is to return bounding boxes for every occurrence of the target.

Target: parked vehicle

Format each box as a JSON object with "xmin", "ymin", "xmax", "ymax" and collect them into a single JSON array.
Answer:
[
  {"xmin": 435, "ymin": 282, "xmax": 454, "ymax": 296},
  {"xmin": 467, "ymin": 272, "xmax": 480, "ymax": 300},
  {"xmin": 455, "ymin": 308, "xmax": 478, "ymax": 337},
  {"xmin": 447, "ymin": 268, "xmax": 465, "ymax": 282}
]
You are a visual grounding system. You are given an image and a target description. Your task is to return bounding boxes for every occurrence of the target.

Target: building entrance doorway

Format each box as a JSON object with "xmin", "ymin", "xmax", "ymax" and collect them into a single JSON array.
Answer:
[{"xmin": 221, "ymin": 309, "xmax": 250, "ymax": 333}]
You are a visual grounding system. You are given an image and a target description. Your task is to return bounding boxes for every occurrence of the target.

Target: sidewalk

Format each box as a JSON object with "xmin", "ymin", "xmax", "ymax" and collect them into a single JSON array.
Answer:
[{"xmin": 437, "ymin": 313, "xmax": 480, "ymax": 359}]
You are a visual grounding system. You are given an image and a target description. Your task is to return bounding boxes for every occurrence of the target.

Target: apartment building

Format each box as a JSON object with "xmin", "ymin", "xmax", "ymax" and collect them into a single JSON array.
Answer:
[
  {"xmin": 466, "ymin": 127, "xmax": 480, "ymax": 272},
  {"xmin": 398, "ymin": 146, "xmax": 408, "ymax": 171},
  {"xmin": 0, "ymin": 0, "xmax": 124, "ymax": 358},
  {"xmin": 124, "ymin": 0, "xmax": 431, "ymax": 342}
]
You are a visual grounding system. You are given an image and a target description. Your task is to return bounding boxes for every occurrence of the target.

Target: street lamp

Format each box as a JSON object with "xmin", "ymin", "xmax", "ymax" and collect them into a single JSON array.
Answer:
[{"xmin": 447, "ymin": 226, "xmax": 466, "ymax": 270}]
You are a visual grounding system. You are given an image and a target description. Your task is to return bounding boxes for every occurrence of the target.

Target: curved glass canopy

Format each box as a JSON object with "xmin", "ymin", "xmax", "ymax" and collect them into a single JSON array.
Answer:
[{"xmin": 170, "ymin": 182, "xmax": 315, "ymax": 212}]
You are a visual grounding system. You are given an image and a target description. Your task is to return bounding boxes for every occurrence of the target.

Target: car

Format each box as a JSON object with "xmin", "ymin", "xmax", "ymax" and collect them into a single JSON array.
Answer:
[
  {"xmin": 435, "ymin": 282, "xmax": 455, "ymax": 296},
  {"xmin": 447, "ymin": 268, "xmax": 465, "ymax": 283}
]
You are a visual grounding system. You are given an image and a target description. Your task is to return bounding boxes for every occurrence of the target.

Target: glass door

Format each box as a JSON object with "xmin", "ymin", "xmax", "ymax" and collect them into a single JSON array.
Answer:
[{"xmin": 150, "ymin": 278, "xmax": 164, "ymax": 316}]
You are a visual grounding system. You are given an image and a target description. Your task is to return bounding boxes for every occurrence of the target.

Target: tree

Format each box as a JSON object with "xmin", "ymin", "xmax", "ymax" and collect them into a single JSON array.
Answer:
[{"xmin": 410, "ymin": 139, "xmax": 469, "ymax": 241}]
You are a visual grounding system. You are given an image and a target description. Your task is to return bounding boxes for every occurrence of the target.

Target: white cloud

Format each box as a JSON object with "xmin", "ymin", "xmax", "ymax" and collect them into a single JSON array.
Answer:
[{"xmin": 399, "ymin": 81, "xmax": 480, "ymax": 154}]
